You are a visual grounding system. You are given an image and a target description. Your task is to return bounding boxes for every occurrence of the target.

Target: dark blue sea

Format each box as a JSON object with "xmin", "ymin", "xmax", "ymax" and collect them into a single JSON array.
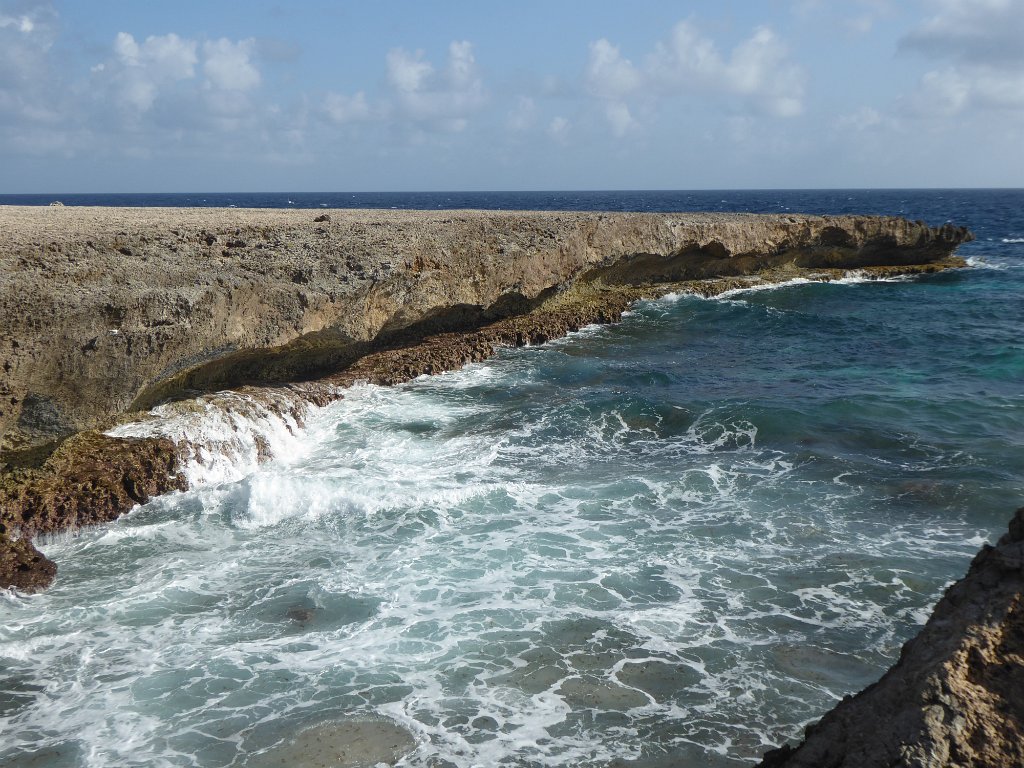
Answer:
[{"xmin": 1, "ymin": 189, "xmax": 1022, "ymax": 767}]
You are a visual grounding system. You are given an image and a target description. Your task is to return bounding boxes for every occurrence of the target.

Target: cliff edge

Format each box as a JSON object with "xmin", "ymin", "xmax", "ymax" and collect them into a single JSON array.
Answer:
[{"xmin": 0, "ymin": 206, "xmax": 970, "ymax": 456}]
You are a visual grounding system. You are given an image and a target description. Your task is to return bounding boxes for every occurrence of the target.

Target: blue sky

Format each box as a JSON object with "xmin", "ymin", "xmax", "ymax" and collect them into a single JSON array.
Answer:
[{"xmin": 1, "ymin": 0, "xmax": 1022, "ymax": 191}]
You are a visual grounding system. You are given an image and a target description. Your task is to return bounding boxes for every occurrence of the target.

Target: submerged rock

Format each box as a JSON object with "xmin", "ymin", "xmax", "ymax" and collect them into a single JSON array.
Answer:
[
  {"xmin": 755, "ymin": 507, "xmax": 1024, "ymax": 768},
  {"xmin": 245, "ymin": 719, "xmax": 417, "ymax": 767}
]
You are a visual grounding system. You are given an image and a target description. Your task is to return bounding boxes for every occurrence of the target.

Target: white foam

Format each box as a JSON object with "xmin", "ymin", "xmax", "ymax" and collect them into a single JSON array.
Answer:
[
  {"xmin": 1001, "ymin": 237, "xmax": 1024, "ymax": 243},
  {"xmin": 966, "ymin": 255, "xmax": 1010, "ymax": 270},
  {"xmin": 659, "ymin": 271, "xmax": 914, "ymax": 305},
  {"xmin": 107, "ymin": 388, "xmax": 324, "ymax": 487}
]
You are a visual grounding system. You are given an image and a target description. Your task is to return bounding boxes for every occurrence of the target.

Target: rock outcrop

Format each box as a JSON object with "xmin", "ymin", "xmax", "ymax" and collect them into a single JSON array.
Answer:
[
  {"xmin": 0, "ymin": 432, "xmax": 185, "ymax": 591},
  {"xmin": 0, "ymin": 206, "xmax": 971, "ymax": 456},
  {"xmin": 757, "ymin": 507, "xmax": 1024, "ymax": 768}
]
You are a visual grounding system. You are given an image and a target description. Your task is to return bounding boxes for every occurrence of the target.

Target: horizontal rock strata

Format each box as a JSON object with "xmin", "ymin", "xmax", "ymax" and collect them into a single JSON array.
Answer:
[
  {"xmin": 756, "ymin": 507, "xmax": 1024, "ymax": 768},
  {"xmin": 0, "ymin": 206, "xmax": 972, "ymax": 591}
]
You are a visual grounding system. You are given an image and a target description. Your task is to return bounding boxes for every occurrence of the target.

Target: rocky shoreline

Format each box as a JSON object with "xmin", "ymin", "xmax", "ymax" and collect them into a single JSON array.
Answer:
[
  {"xmin": 4, "ymin": 204, "xmax": 1011, "ymax": 765},
  {"xmin": 0, "ymin": 205, "xmax": 972, "ymax": 591},
  {"xmin": 0, "ymin": 260, "xmax": 964, "ymax": 593}
]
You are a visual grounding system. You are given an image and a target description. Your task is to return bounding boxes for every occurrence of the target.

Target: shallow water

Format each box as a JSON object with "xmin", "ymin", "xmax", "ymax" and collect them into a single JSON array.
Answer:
[{"xmin": 2, "ymin": 190, "xmax": 1022, "ymax": 767}]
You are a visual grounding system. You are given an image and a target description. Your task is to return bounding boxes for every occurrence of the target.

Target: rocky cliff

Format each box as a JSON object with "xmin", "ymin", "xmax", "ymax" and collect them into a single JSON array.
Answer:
[
  {"xmin": 756, "ymin": 507, "xmax": 1024, "ymax": 768},
  {"xmin": 0, "ymin": 206, "xmax": 970, "ymax": 456}
]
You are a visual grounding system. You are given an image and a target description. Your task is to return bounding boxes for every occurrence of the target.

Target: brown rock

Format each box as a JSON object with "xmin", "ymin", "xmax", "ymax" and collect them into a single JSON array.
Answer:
[
  {"xmin": 0, "ymin": 534, "xmax": 56, "ymax": 592},
  {"xmin": 0, "ymin": 432, "xmax": 185, "ymax": 590},
  {"xmin": 0, "ymin": 206, "xmax": 972, "ymax": 455}
]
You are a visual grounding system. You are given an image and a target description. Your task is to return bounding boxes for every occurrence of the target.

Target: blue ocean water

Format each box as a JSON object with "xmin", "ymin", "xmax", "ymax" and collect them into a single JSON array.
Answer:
[
  {"xmin": 1, "ymin": 190, "xmax": 1022, "ymax": 767},
  {"xmin": 0, "ymin": 188, "xmax": 1018, "ymax": 223}
]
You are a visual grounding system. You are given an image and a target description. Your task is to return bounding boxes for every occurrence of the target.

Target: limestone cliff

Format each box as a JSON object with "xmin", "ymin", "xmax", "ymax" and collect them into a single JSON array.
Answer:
[
  {"xmin": 0, "ymin": 206, "xmax": 971, "ymax": 456},
  {"xmin": 756, "ymin": 507, "xmax": 1024, "ymax": 768}
]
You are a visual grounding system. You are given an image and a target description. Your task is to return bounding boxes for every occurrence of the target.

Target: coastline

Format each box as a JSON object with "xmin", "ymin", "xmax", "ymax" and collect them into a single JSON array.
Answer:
[
  {"xmin": 0, "ymin": 204, "xmax": 971, "ymax": 591},
  {"xmin": 0, "ymin": 260, "xmax": 965, "ymax": 593},
  {"xmin": 4, "ymin": 203, "xmax": 1009, "ymax": 765}
]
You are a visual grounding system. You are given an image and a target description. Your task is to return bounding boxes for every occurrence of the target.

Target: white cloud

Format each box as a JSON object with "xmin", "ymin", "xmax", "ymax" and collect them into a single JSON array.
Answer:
[
  {"xmin": 649, "ymin": 22, "xmax": 804, "ymax": 117},
  {"xmin": 0, "ymin": 14, "xmax": 35, "ymax": 33},
  {"xmin": 386, "ymin": 48, "xmax": 433, "ymax": 93},
  {"xmin": 0, "ymin": 2, "xmax": 58, "ymax": 92},
  {"xmin": 90, "ymin": 31, "xmax": 267, "ymax": 119},
  {"xmin": 547, "ymin": 115, "xmax": 570, "ymax": 142},
  {"xmin": 447, "ymin": 40, "xmax": 476, "ymax": 90},
  {"xmin": 585, "ymin": 39, "xmax": 644, "ymax": 136},
  {"xmin": 384, "ymin": 40, "xmax": 486, "ymax": 130},
  {"xmin": 507, "ymin": 95, "xmax": 536, "ymax": 132},
  {"xmin": 104, "ymin": 32, "xmax": 197, "ymax": 112},
  {"xmin": 115, "ymin": 32, "xmax": 197, "ymax": 79},
  {"xmin": 203, "ymin": 37, "xmax": 261, "ymax": 91},
  {"xmin": 584, "ymin": 20, "xmax": 805, "ymax": 135},
  {"xmin": 836, "ymin": 106, "xmax": 884, "ymax": 130},
  {"xmin": 324, "ymin": 90, "xmax": 371, "ymax": 124},
  {"xmin": 604, "ymin": 102, "xmax": 636, "ymax": 137},
  {"xmin": 901, "ymin": 0, "xmax": 1024, "ymax": 66},
  {"xmin": 648, "ymin": 21, "xmax": 723, "ymax": 84},
  {"xmin": 899, "ymin": 0, "xmax": 1024, "ymax": 115},
  {"xmin": 586, "ymin": 39, "xmax": 643, "ymax": 99},
  {"xmin": 726, "ymin": 27, "xmax": 804, "ymax": 116}
]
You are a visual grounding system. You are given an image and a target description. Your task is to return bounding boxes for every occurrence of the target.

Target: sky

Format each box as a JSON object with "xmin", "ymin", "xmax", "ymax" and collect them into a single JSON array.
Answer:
[{"xmin": 0, "ymin": 0, "xmax": 1022, "ymax": 192}]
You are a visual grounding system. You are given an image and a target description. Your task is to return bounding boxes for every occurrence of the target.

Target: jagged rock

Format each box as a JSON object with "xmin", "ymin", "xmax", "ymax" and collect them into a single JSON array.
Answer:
[
  {"xmin": 0, "ymin": 432, "xmax": 185, "ymax": 590},
  {"xmin": 756, "ymin": 507, "xmax": 1024, "ymax": 768},
  {"xmin": 0, "ymin": 535, "xmax": 56, "ymax": 592}
]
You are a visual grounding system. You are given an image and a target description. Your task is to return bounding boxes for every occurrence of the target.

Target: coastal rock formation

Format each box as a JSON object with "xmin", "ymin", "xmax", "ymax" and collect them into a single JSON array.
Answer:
[
  {"xmin": 756, "ymin": 507, "xmax": 1024, "ymax": 768},
  {"xmin": 0, "ymin": 206, "xmax": 971, "ymax": 456},
  {"xmin": 0, "ymin": 206, "xmax": 971, "ymax": 591},
  {"xmin": 0, "ymin": 432, "xmax": 185, "ymax": 591}
]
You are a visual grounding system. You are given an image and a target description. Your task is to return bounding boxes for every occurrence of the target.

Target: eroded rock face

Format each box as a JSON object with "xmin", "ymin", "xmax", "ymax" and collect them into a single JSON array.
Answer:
[
  {"xmin": 0, "ymin": 432, "xmax": 185, "ymax": 591},
  {"xmin": 0, "ymin": 206, "xmax": 972, "ymax": 455},
  {"xmin": 756, "ymin": 507, "xmax": 1024, "ymax": 768}
]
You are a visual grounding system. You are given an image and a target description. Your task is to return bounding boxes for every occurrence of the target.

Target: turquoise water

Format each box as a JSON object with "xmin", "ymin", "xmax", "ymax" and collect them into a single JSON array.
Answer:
[{"xmin": 1, "ymin": 190, "xmax": 1022, "ymax": 766}]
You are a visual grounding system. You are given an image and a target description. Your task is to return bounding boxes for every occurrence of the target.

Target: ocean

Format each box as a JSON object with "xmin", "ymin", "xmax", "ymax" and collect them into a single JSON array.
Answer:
[{"xmin": 1, "ymin": 190, "xmax": 1022, "ymax": 767}]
